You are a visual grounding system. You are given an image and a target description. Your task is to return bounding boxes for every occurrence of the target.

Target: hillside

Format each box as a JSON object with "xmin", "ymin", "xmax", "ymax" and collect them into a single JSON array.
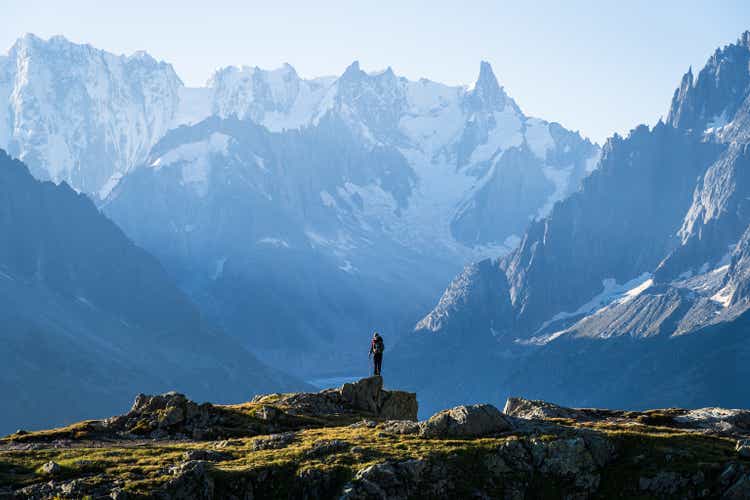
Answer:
[
  {"xmin": 1, "ymin": 376, "xmax": 749, "ymax": 499},
  {"xmin": 0, "ymin": 150, "xmax": 307, "ymax": 435}
]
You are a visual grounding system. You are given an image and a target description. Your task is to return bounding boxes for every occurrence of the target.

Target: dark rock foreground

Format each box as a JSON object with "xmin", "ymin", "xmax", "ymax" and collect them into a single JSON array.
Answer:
[{"xmin": 1, "ymin": 378, "xmax": 749, "ymax": 499}]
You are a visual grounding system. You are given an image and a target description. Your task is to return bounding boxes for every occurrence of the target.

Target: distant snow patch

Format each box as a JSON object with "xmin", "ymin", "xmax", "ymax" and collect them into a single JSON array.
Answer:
[
  {"xmin": 524, "ymin": 118, "xmax": 553, "ymax": 159},
  {"xmin": 258, "ymin": 237, "xmax": 290, "ymax": 248},
  {"xmin": 339, "ymin": 260, "xmax": 356, "ymax": 273},
  {"xmin": 536, "ymin": 165, "xmax": 573, "ymax": 218},
  {"xmin": 539, "ymin": 273, "xmax": 654, "ymax": 332},
  {"xmin": 320, "ymin": 190, "xmax": 336, "ymax": 208},
  {"xmin": 98, "ymin": 172, "xmax": 123, "ymax": 199}
]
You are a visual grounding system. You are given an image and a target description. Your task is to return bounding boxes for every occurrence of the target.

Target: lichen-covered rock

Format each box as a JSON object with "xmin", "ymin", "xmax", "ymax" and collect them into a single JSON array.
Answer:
[
  {"xmin": 420, "ymin": 404, "xmax": 511, "ymax": 438},
  {"xmin": 161, "ymin": 461, "xmax": 214, "ymax": 500},
  {"xmin": 503, "ymin": 397, "xmax": 579, "ymax": 420},
  {"xmin": 182, "ymin": 449, "xmax": 233, "ymax": 462},
  {"xmin": 341, "ymin": 377, "xmax": 383, "ymax": 414},
  {"xmin": 530, "ymin": 436, "xmax": 604, "ymax": 492},
  {"xmin": 305, "ymin": 439, "xmax": 350, "ymax": 458},
  {"xmin": 40, "ymin": 461, "xmax": 61, "ymax": 475},
  {"xmin": 341, "ymin": 459, "xmax": 429, "ymax": 500},
  {"xmin": 104, "ymin": 392, "xmax": 219, "ymax": 439},
  {"xmin": 380, "ymin": 420, "xmax": 420, "ymax": 435},
  {"xmin": 264, "ymin": 376, "xmax": 418, "ymax": 421},
  {"xmin": 251, "ymin": 432, "xmax": 296, "ymax": 451},
  {"xmin": 674, "ymin": 407, "xmax": 750, "ymax": 435}
]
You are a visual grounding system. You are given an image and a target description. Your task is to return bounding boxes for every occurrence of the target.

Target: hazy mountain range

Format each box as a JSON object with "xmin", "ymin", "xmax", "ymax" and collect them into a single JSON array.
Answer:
[
  {"xmin": 0, "ymin": 33, "xmax": 599, "ymax": 379},
  {"xmin": 2, "ymin": 31, "xmax": 748, "ymax": 431}
]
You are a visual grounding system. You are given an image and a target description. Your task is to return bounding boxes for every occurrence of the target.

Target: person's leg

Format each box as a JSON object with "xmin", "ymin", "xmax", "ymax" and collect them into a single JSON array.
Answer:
[{"xmin": 375, "ymin": 354, "xmax": 382, "ymax": 375}]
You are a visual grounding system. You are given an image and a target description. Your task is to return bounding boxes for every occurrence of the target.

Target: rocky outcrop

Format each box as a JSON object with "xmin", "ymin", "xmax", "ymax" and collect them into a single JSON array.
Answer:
[
  {"xmin": 5, "ymin": 386, "xmax": 750, "ymax": 499},
  {"xmin": 503, "ymin": 397, "xmax": 581, "ymax": 420},
  {"xmin": 255, "ymin": 376, "xmax": 418, "ymax": 421},
  {"xmin": 103, "ymin": 392, "xmax": 223, "ymax": 440},
  {"xmin": 419, "ymin": 404, "xmax": 512, "ymax": 438},
  {"xmin": 341, "ymin": 433, "xmax": 615, "ymax": 499}
]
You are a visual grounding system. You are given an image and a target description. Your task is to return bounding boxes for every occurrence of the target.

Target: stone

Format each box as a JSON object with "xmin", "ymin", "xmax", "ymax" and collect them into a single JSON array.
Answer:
[
  {"xmin": 305, "ymin": 439, "xmax": 350, "ymax": 458},
  {"xmin": 256, "ymin": 405, "xmax": 283, "ymax": 421},
  {"xmin": 183, "ymin": 449, "xmax": 233, "ymax": 462},
  {"xmin": 736, "ymin": 439, "xmax": 750, "ymax": 458},
  {"xmin": 259, "ymin": 376, "xmax": 418, "ymax": 421},
  {"xmin": 349, "ymin": 420, "xmax": 378, "ymax": 428},
  {"xmin": 380, "ymin": 420, "xmax": 421, "ymax": 435},
  {"xmin": 503, "ymin": 397, "xmax": 578, "ymax": 420},
  {"xmin": 379, "ymin": 390, "xmax": 419, "ymax": 421},
  {"xmin": 163, "ymin": 461, "xmax": 214, "ymax": 499},
  {"xmin": 341, "ymin": 376, "xmax": 383, "ymax": 414},
  {"xmin": 673, "ymin": 407, "xmax": 750, "ymax": 434},
  {"xmin": 41, "ymin": 461, "xmax": 61, "ymax": 475},
  {"xmin": 420, "ymin": 404, "xmax": 511, "ymax": 438},
  {"xmin": 639, "ymin": 471, "xmax": 687, "ymax": 495},
  {"xmin": 251, "ymin": 432, "xmax": 296, "ymax": 451}
]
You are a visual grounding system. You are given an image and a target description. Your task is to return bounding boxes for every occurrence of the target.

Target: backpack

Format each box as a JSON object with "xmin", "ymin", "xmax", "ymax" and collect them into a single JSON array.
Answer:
[{"xmin": 373, "ymin": 337, "xmax": 384, "ymax": 354}]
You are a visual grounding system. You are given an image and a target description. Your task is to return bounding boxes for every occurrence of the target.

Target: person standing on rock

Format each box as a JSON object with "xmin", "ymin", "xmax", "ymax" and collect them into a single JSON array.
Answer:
[{"xmin": 369, "ymin": 332, "xmax": 385, "ymax": 376}]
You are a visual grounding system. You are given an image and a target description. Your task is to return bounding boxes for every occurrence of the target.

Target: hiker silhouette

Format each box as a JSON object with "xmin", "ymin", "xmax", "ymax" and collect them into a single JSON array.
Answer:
[{"xmin": 368, "ymin": 332, "xmax": 384, "ymax": 376}]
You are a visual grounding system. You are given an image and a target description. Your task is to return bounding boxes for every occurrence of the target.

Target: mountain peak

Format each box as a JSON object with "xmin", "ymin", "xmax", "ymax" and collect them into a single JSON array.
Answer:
[
  {"xmin": 466, "ymin": 60, "xmax": 513, "ymax": 112},
  {"xmin": 343, "ymin": 60, "xmax": 362, "ymax": 77}
]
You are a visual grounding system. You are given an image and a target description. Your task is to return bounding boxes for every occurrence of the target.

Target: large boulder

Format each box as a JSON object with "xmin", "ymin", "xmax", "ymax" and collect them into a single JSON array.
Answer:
[
  {"xmin": 503, "ymin": 397, "xmax": 579, "ymax": 420},
  {"xmin": 420, "ymin": 404, "xmax": 511, "ymax": 438},
  {"xmin": 261, "ymin": 376, "xmax": 418, "ymax": 421}
]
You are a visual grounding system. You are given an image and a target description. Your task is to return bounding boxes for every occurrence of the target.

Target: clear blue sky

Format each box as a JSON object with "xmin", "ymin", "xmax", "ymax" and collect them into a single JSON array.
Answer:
[{"xmin": 2, "ymin": 1, "xmax": 749, "ymax": 143}]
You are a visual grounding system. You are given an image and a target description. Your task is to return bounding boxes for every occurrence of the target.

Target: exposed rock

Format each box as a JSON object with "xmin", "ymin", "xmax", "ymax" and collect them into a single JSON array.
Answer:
[
  {"xmin": 40, "ymin": 461, "xmax": 61, "ymax": 475},
  {"xmin": 264, "ymin": 376, "xmax": 417, "ymax": 421},
  {"xmin": 380, "ymin": 420, "xmax": 420, "ymax": 435},
  {"xmin": 305, "ymin": 439, "xmax": 350, "ymax": 458},
  {"xmin": 674, "ymin": 407, "xmax": 750, "ymax": 435},
  {"xmin": 182, "ymin": 449, "xmax": 233, "ymax": 462},
  {"xmin": 341, "ymin": 377, "xmax": 383, "ymax": 414},
  {"xmin": 639, "ymin": 471, "xmax": 688, "ymax": 495},
  {"xmin": 257, "ymin": 405, "xmax": 283, "ymax": 421},
  {"xmin": 348, "ymin": 420, "xmax": 377, "ymax": 429},
  {"xmin": 104, "ymin": 392, "xmax": 220, "ymax": 440},
  {"xmin": 162, "ymin": 461, "xmax": 214, "ymax": 499},
  {"xmin": 503, "ymin": 397, "xmax": 579, "ymax": 420},
  {"xmin": 737, "ymin": 439, "xmax": 750, "ymax": 458},
  {"xmin": 251, "ymin": 432, "xmax": 296, "ymax": 451},
  {"xmin": 341, "ymin": 460, "xmax": 429, "ymax": 500},
  {"xmin": 420, "ymin": 404, "xmax": 511, "ymax": 438}
]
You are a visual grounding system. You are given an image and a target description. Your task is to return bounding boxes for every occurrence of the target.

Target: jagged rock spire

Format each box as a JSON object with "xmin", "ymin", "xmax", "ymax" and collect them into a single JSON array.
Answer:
[{"xmin": 466, "ymin": 61, "xmax": 515, "ymax": 113}]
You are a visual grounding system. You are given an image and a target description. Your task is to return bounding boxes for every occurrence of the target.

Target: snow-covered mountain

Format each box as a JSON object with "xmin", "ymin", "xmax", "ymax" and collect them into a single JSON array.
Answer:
[
  {"xmin": 1, "ymin": 33, "xmax": 600, "ymax": 378},
  {"xmin": 99, "ymin": 58, "xmax": 598, "ymax": 376},
  {"xmin": 1, "ymin": 35, "xmax": 599, "ymax": 253},
  {"xmin": 393, "ymin": 32, "xmax": 750, "ymax": 416},
  {"xmin": 0, "ymin": 34, "xmax": 182, "ymax": 198}
]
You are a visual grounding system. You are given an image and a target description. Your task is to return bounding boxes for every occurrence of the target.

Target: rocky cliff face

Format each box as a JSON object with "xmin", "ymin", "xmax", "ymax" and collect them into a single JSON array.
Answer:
[
  {"xmin": 393, "ymin": 31, "xmax": 750, "ymax": 417},
  {"xmin": 2, "ymin": 380, "xmax": 749, "ymax": 499},
  {"xmin": 0, "ymin": 34, "xmax": 182, "ymax": 197}
]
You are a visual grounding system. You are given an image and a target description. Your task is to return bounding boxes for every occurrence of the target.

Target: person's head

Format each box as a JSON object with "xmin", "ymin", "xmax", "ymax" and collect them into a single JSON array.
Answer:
[{"xmin": 373, "ymin": 332, "xmax": 380, "ymax": 339}]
